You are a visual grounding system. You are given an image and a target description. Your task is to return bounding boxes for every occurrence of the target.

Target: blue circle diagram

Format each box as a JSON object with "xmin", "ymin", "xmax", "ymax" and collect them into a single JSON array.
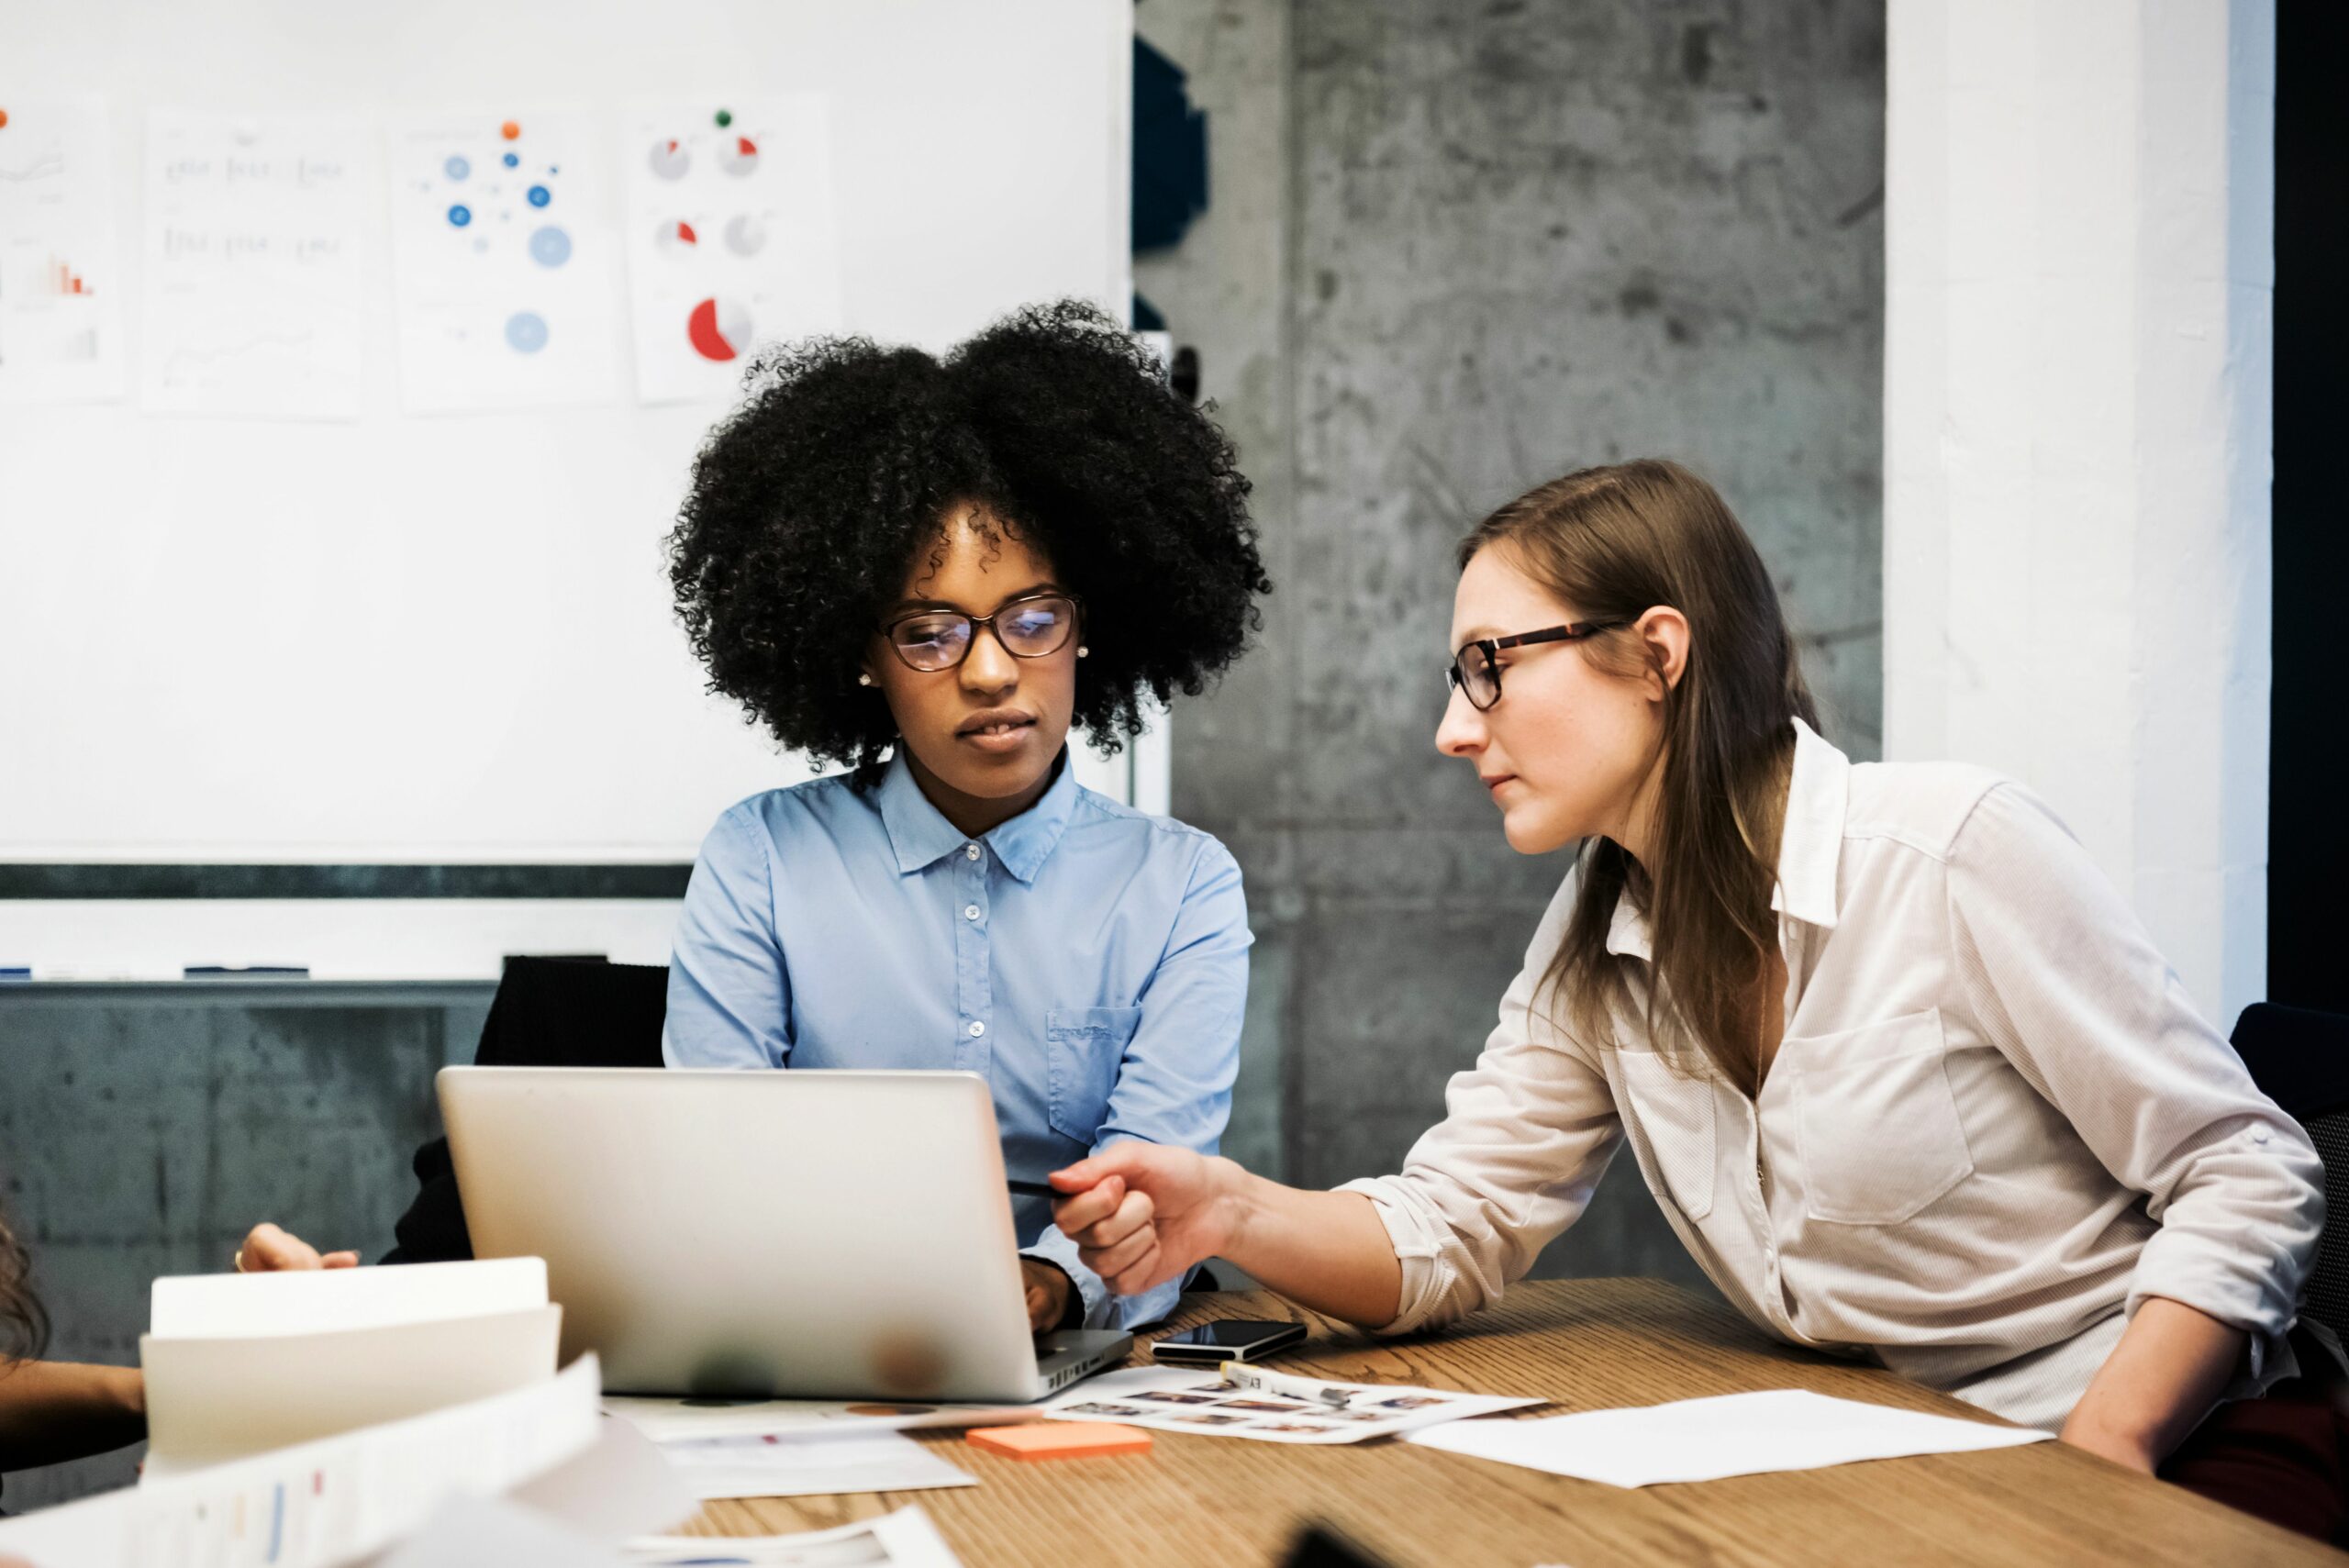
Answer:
[
  {"xmin": 505, "ymin": 311, "xmax": 549, "ymax": 354},
  {"xmin": 529, "ymin": 226, "xmax": 573, "ymax": 268},
  {"xmin": 446, "ymin": 203, "xmax": 472, "ymax": 228},
  {"xmin": 444, "ymin": 155, "xmax": 471, "ymax": 181},
  {"xmin": 502, "ymin": 151, "xmax": 519, "ymax": 168},
  {"xmin": 526, "ymin": 184, "xmax": 551, "ymax": 207}
]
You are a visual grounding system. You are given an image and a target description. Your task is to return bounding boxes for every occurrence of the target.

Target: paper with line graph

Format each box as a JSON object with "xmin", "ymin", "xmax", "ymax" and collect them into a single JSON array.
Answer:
[
  {"xmin": 0, "ymin": 95, "xmax": 125, "ymax": 403},
  {"xmin": 141, "ymin": 109, "xmax": 368, "ymax": 418}
]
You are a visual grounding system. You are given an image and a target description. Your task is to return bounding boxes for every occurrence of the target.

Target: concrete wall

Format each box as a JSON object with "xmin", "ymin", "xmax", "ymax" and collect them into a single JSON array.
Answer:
[
  {"xmin": 1145, "ymin": 0, "xmax": 1886, "ymax": 1287},
  {"xmin": 0, "ymin": 986, "xmax": 489, "ymax": 1508}
]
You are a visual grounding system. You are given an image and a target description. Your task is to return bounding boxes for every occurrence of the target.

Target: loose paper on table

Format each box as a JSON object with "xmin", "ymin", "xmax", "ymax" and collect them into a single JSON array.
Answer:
[
  {"xmin": 1038, "ymin": 1366, "xmax": 1538, "ymax": 1445},
  {"xmin": 657, "ymin": 1429, "xmax": 979, "ymax": 1502},
  {"xmin": 625, "ymin": 1505, "xmax": 965, "ymax": 1567},
  {"xmin": 1406, "ymin": 1387, "xmax": 2053, "ymax": 1487}
]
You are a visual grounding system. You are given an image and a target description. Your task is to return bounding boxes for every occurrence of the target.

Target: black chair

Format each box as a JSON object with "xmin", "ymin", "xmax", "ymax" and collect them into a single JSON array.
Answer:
[
  {"xmin": 383, "ymin": 956, "xmax": 668, "ymax": 1263},
  {"xmin": 2231, "ymin": 1002, "xmax": 2349, "ymax": 1347}
]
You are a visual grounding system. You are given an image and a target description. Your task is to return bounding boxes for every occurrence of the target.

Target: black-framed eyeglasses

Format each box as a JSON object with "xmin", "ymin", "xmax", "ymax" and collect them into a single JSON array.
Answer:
[
  {"xmin": 878, "ymin": 592, "xmax": 1084, "ymax": 673},
  {"xmin": 1445, "ymin": 621, "xmax": 1629, "ymax": 711}
]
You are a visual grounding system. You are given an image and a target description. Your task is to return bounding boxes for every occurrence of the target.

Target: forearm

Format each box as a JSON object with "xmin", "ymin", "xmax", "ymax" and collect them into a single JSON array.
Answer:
[
  {"xmin": 1220, "ymin": 1165, "xmax": 1404, "ymax": 1329},
  {"xmin": 2061, "ymin": 1296, "xmax": 2245, "ymax": 1469},
  {"xmin": 0, "ymin": 1360, "xmax": 146, "ymax": 1471}
]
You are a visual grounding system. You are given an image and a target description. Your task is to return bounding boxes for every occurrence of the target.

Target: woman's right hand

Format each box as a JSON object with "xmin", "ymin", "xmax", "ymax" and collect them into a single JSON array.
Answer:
[
  {"xmin": 1049, "ymin": 1146, "xmax": 1244, "ymax": 1297},
  {"xmin": 236, "ymin": 1223, "xmax": 359, "ymax": 1273}
]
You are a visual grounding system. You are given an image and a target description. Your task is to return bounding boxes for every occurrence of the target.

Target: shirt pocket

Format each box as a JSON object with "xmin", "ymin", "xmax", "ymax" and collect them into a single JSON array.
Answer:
[
  {"xmin": 1614, "ymin": 1051, "xmax": 1717, "ymax": 1221},
  {"xmin": 1791, "ymin": 1007, "xmax": 1975, "ymax": 1225},
  {"xmin": 1045, "ymin": 1006, "xmax": 1142, "ymax": 1145}
]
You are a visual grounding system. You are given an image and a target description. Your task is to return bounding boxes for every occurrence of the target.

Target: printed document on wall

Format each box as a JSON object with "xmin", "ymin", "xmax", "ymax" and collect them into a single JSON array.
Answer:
[
  {"xmin": 142, "ymin": 110, "xmax": 369, "ymax": 418},
  {"xmin": 624, "ymin": 97, "xmax": 841, "ymax": 404},
  {"xmin": 0, "ymin": 95, "xmax": 126, "ymax": 403},
  {"xmin": 389, "ymin": 108, "xmax": 621, "ymax": 414}
]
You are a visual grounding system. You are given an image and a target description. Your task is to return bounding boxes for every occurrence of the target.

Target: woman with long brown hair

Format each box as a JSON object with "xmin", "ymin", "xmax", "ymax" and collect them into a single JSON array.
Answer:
[{"xmin": 1049, "ymin": 460, "xmax": 2343, "ymax": 1539}]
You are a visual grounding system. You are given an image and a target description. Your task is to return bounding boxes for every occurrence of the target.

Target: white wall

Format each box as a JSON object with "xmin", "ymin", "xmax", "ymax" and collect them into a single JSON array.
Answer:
[{"xmin": 1884, "ymin": 0, "xmax": 2275, "ymax": 1026}]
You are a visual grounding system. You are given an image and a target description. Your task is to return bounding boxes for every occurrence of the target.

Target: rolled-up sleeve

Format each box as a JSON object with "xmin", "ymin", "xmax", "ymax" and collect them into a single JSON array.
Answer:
[
  {"xmin": 1945, "ymin": 783, "xmax": 2322, "ymax": 1373},
  {"xmin": 1340, "ymin": 876, "xmax": 1624, "ymax": 1336},
  {"xmin": 662, "ymin": 804, "xmax": 794, "ymax": 1071},
  {"xmin": 1029, "ymin": 837, "xmax": 1252, "ymax": 1330}
]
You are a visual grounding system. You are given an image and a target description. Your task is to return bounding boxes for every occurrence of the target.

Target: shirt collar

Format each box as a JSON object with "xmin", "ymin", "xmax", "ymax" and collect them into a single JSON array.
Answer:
[
  {"xmin": 1600, "ymin": 717, "xmax": 1849, "ymax": 962},
  {"xmin": 1771, "ymin": 717, "xmax": 1848, "ymax": 931},
  {"xmin": 875, "ymin": 747, "xmax": 1080, "ymax": 885}
]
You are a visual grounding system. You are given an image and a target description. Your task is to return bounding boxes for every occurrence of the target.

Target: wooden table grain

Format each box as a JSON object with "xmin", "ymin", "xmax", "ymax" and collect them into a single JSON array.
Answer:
[{"xmin": 674, "ymin": 1280, "xmax": 2343, "ymax": 1567}]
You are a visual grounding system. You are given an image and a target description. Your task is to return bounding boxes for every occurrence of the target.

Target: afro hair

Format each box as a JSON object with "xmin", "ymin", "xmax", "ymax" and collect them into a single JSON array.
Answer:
[{"xmin": 667, "ymin": 299, "xmax": 1270, "ymax": 784}]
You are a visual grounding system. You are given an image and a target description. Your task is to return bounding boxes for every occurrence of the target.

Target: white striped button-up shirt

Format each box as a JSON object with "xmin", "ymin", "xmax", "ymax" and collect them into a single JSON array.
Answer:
[{"xmin": 1344, "ymin": 720, "xmax": 2324, "ymax": 1431}]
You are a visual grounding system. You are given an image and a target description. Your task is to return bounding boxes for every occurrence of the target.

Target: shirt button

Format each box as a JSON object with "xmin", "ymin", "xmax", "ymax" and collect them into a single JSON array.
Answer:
[
  {"xmin": 2254, "ymin": 1128, "xmax": 2271, "ymax": 1145},
  {"xmin": 968, "ymin": 1020, "xmax": 986, "ymax": 1038},
  {"xmin": 964, "ymin": 845, "xmax": 981, "ymax": 861},
  {"xmin": 963, "ymin": 905, "xmax": 982, "ymax": 921}
]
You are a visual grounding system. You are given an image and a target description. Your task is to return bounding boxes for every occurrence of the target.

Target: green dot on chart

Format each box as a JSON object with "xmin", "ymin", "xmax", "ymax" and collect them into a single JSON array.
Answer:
[{"xmin": 715, "ymin": 108, "xmax": 733, "ymax": 128}]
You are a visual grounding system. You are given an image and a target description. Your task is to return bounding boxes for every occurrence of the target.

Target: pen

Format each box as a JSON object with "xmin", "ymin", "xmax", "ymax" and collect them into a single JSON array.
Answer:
[
  {"xmin": 1218, "ymin": 1362, "xmax": 1357, "ymax": 1408},
  {"xmin": 1006, "ymin": 1178, "xmax": 1060, "ymax": 1200}
]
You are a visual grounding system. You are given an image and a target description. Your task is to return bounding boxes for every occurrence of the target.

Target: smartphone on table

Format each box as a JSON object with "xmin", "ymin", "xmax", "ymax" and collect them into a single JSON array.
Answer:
[{"xmin": 1148, "ymin": 1319, "xmax": 1308, "ymax": 1366}]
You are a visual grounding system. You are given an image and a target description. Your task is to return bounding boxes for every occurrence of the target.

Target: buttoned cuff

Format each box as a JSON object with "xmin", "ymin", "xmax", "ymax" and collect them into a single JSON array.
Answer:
[
  {"xmin": 1023, "ymin": 1225, "xmax": 1117, "ymax": 1330},
  {"xmin": 1023, "ymin": 1224, "xmax": 1189, "ymax": 1332}
]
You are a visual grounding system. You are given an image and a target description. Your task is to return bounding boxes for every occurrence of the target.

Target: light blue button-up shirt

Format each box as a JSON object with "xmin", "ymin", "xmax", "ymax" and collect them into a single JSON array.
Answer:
[{"xmin": 662, "ymin": 750, "xmax": 1250, "ymax": 1329}]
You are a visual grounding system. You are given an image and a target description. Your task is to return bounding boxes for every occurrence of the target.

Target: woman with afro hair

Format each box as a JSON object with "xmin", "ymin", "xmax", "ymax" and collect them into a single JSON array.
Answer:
[{"xmin": 662, "ymin": 301, "xmax": 1270, "ymax": 1333}]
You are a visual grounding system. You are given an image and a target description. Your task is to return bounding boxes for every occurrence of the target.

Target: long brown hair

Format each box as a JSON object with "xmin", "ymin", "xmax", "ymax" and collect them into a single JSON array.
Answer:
[
  {"xmin": 0, "ymin": 1203, "xmax": 45, "ymax": 1364},
  {"xmin": 1460, "ymin": 459, "xmax": 1817, "ymax": 1085}
]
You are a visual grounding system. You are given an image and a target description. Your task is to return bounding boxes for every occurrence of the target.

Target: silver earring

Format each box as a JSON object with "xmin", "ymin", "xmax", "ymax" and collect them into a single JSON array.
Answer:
[
  {"xmin": 858, "ymin": 673, "xmax": 874, "ymax": 686},
  {"xmin": 1076, "ymin": 645, "xmax": 1089, "ymax": 658}
]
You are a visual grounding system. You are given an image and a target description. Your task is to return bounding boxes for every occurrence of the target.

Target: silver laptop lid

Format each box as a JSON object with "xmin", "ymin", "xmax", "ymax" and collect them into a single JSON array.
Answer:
[{"xmin": 440, "ymin": 1065, "xmax": 1075, "ymax": 1400}]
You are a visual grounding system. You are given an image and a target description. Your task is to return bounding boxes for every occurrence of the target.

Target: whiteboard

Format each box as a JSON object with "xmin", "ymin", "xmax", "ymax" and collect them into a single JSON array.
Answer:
[{"xmin": 0, "ymin": 0, "xmax": 1140, "ymax": 873}]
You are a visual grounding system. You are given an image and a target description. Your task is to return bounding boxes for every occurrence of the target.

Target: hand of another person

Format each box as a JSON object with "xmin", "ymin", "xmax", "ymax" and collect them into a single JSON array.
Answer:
[
  {"xmin": 235, "ymin": 1222, "xmax": 359, "ymax": 1273},
  {"xmin": 1019, "ymin": 1256, "xmax": 1074, "ymax": 1333},
  {"xmin": 1050, "ymin": 1145, "xmax": 1239, "ymax": 1298}
]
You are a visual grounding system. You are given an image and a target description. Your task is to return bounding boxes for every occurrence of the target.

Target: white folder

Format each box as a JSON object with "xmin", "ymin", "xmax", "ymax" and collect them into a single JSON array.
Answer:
[{"xmin": 140, "ymin": 1257, "xmax": 562, "ymax": 1472}]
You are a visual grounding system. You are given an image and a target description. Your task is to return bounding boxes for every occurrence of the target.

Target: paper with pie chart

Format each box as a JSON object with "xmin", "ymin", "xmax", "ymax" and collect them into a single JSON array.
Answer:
[
  {"xmin": 0, "ymin": 95, "xmax": 126, "ymax": 405},
  {"xmin": 141, "ymin": 109, "xmax": 368, "ymax": 419},
  {"xmin": 388, "ymin": 109, "xmax": 621, "ymax": 414},
  {"xmin": 623, "ymin": 96, "xmax": 842, "ymax": 404}
]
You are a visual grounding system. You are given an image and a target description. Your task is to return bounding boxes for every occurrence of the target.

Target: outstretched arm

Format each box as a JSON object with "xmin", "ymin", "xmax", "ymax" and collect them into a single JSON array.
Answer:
[{"xmin": 1050, "ymin": 1146, "xmax": 1402, "ymax": 1328}]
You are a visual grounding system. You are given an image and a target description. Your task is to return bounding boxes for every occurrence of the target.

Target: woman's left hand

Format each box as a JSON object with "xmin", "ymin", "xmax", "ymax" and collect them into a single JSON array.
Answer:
[{"xmin": 1020, "ymin": 1257, "xmax": 1074, "ymax": 1332}]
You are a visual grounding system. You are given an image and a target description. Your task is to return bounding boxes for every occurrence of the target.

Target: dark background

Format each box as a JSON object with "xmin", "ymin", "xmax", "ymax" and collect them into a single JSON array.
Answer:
[{"xmin": 2269, "ymin": 0, "xmax": 2346, "ymax": 1012}]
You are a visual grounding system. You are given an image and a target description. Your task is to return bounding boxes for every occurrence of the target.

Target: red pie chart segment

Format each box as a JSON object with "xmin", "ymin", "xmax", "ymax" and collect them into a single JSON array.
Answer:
[{"xmin": 687, "ymin": 296, "xmax": 752, "ymax": 361}]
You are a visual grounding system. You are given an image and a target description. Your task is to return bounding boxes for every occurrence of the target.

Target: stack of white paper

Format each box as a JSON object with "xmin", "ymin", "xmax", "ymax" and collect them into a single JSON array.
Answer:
[
  {"xmin": 140, "ymin": 1257, "xmax": 562, "ymax": 1472},
  {"xmin": 1406, "ymin": 1388, "xmax": 2053, "ymax": 1486},
  {"xmin": 0, "ymin": 1355, "xmax": 607, "ymax": 1568}
]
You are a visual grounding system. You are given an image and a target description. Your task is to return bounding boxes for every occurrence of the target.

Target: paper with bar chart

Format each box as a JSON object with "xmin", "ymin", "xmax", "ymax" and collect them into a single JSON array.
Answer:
[
  {"xmin": 623, "ymin": 97, "xmax": 841, "ymax": 404},
  {"xmin": 389, "ymin": 108, "xmax": 621, "ymax": 414},
  {"xmin": 0, "ymin": 95, "xmax": 126, "ymax": 403},
  {"xmin": 141, "ymin": 110, "xmax": 368, "ymax": 419}
]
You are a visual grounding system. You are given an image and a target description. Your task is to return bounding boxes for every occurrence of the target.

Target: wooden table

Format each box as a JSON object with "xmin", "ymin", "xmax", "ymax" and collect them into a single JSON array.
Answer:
[{"xmin": 679, "ymin": 1280, "xmax": 2343, "ymax": 1566}]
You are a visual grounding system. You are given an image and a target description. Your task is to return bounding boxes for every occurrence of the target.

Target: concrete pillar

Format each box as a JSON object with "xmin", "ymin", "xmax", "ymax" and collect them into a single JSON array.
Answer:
[{"xmin": 1884, "ymin": 0, "xmax": 2275, "ymax": 1025}]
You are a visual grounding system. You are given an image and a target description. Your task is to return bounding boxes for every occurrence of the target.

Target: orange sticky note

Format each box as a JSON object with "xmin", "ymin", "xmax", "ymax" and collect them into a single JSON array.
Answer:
[{"xmin": 968, "ymin": 1421, "xmax": 1152, "ymax": 1462}]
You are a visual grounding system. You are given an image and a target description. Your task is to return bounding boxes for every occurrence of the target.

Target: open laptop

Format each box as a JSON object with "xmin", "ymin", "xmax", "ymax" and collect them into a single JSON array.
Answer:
[{"xmin": 438, "ymin": 1065, "xmax": 1132, "ymax": 1401}]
